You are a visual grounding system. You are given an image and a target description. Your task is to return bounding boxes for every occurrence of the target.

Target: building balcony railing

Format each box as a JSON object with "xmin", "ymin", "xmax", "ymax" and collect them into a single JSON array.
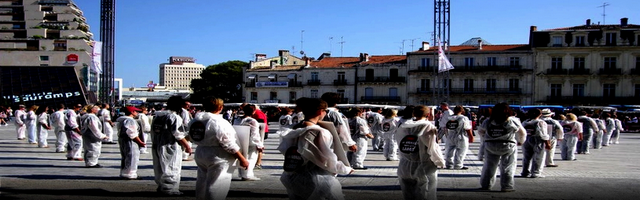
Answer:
[
  {"xmin": 545, "ymin": 96, "xmax": 640, "ymax": 105},
  {"xmin": 412, "ymin": 88, "xmax": 433, "ymax": 94},
  {"xmin": 245, "ymin": 82, "xmax": 255, "ymax": 88},
  {"xmin": 449, "ymin": 88, "xmax": 522, "ymax": 94},
  {"xmin": 408, "ymin": 66, "xmax": 435, "ymax": 73},
  {"xmin": 307, "ymin": 80, "xmax": 321, "ymax": 86},
  {"xmin": 38, "ymin": 0, "xmax": 70, "ymax": 5},
  {"xmin": 630, "ymin": 68, "xmax": 640, "ymax": 75},
  {"xmin": 289, "ymin": 81, "xmax": 303, "ymax": 87},
  {"xmin": 451, "ymin": 65, "xmax": 527, "ymax": 72},
  {"xmin": 360, "ymin": 96, "xmax": 401, "ymax": 102},
  {"xmin": 333, "ymin": 79, "xmax": 348, "ymax": 86},
  {"xmin": 546, "ymin": 68, "xmax": 568, "ymax": 75},
  {"xmin": 599, "ymin": 68, "xmax": 622, "ymax": 75},
  {"xmin": 568, "ymin": 68, "xmax": 591, "ymax": 75},
  {"xmin": 357, "ymin": 76, "xmax": 406, "ymax": 83},
  {"xmin": 264, "ymin": 99, "xmax": 280, "ymax": 103}
]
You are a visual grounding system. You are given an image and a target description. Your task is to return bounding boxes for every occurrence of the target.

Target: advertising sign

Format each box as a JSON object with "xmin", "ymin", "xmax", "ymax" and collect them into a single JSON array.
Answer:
[{"xmin": 255, "ymin": 81, "xmax": 288, "ymax": 88}]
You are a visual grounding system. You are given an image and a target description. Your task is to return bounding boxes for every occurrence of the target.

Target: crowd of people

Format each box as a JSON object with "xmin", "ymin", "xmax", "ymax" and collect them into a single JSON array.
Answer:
[{"xmin": 0, "ymin": 95, "xmax": 631, "ymax": 200}]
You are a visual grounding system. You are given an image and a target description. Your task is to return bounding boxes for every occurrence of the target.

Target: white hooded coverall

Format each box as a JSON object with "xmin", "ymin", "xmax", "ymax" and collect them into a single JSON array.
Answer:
[
  {"xmin": 348, "ymin": 116, "xmax": 371, "ymax": 168},
  {"xmin": 118, "ymin": 116, "xmax": 141, "ymax": 178},
  {"xmin": 36, "ymin": 112, "xmax": 50, "ymax": 147},
  {"xmin": 137, "ymin": 113, "xmax": 151, "ymax": 153},
  {"xmin": 99, "ymin": 109, "xmax": 114, "ymax": 143},
  {"xmin": 14, "ymin": 109, "xmax": 26, "ymax": 139},
  {"xmin": 51, "ymin": 110, "xmax": 67, "ymax": 152},
  {"xmin": 381, "ymin": 117, "xmax": 400, "ymax": 161},
  {"xmin": 560, "ymin": 121, "xmax": 582, "ymax": 160},
  {"xmin": 234, "ymin": 116, "xmax": 263, "ymax": 179},
  {"xmin": 477, "ymin": 117, "xmax": 526, "ymax": 191},
  {"xmin": 25, "ymin": 110, "xmax": 37, "ymax": 143},
  {"xmin": 444, "ymin": 115, "xmax": 472, "ymax": 169},
  {"xmin": 65, "ymin": 109, "xmax": 82, "ymax": 159},
  {"xmin": 521, "ymin": 119, "xmax": 549, "ymax": 177},
  {"xmin": 81, "ymin": 113, "xmax": 105, "ymax": 167},
  {"xmin": 151, "ymin": 111, "xmax": 186, "ymax": 195}
]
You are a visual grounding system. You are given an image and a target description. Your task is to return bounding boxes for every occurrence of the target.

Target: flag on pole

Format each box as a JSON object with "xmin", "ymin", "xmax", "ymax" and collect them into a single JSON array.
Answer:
[
  {"xmin": 91, "ymin": 41, "xmax": 103, "ymax": 74},
  {"xmin": 437, "ymin": 40, "xmax": 454, "ymax": 73}
]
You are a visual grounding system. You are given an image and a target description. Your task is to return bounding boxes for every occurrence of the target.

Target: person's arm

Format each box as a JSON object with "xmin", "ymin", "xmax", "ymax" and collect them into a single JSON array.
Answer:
[
  {"xmin": 38, "ymin": 113, "xmax": 50, "ymax": 129},
  {"xmin": 88, "ymin": 116, "xmax": 107, "ymax": 140},
  {"xmin": 464, "ymin": 117, "xmax": 473, "ymax": 143},
  {"xmin": 214, "ymin": 120, "xmax": 248, "ymax": 168},
  {"xmin": 170, "ymin": 115, "xmax": 190, "ymax": 153},
  {"xmin": 15, "ymin": 111, "xmax": 24, "ymax": 126},
  {"xmin": 124, "ymin": 119, "xmax": 145, "ymax": 147},
  {"xmin": 249, "ymin": 119, "xmax": 264, "ymax": 149}
]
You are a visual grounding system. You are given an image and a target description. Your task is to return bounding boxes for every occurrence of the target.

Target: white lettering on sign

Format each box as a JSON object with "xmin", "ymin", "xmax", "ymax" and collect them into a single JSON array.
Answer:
[{"xmin": 2, "ymin": 91, "xmax": 82, "ymax": 103}]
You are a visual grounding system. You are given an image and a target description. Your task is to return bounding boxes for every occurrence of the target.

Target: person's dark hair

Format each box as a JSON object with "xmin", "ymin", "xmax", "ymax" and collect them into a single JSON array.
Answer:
[
  {"xmin": 413, "ymin": 105, "xmax": 430, "ymax": 119},
  {"xmin": 401, "ymin": 105, "xmax": 415, "ymax": 119},
  {"xmin": 453, "ymin": 105, "xmax": 465, "ymax": 115},
  {"xmin": 167, "ymin": 96, "xmax": 185, "ymax": 113},
  {"xmin": 280, "ymin": 107, "xmax": 292, "ymax": 115},
  {"xmin": 580, "ymin": 111, "xmax": 588, "ymax": 116},
  {"xmin": 602, "ymin": 112, "xmax": 611, "ymax": 119},
  {"xmin": 526, "ymin": 108, "xmax": 542, "ymax": 119},
  {"xmin": 296, "ymin": 98, "xmax": 327, "ymax": 118},
  {"xmin": 345, "ymin": 107, "xmax": 363, "ymax": 118},
  {"xmin": 242, "ymin": 105, "xmax": 256, "ymax": 117},
  {"xmin": 320, "ymin": 92, "xmax": 340, "ymax": 107},
  {"xmin": 35, "ymin": 105, "xmax": 48, "ymax": 115},
  {"xmin": 479, "ymin": 108, "xmax": 492, "ymax": 118},
  {"xmin": 592, "ymin": 113, "xmax": 600, "ymax": 119},
  {"xmin": 490, "ymin": 103, "xmax": 512, "ymax": 124},
  {"xmin": 101, "ymin": 103, "xmax": 108, "ymax": 108},
  {"xmin": 202, "ymin": 96, "xmax": 223, "ymax": 112},
  {"xmin": 57, "ymin": 104, "xmax": 65, "ymax": 110}
]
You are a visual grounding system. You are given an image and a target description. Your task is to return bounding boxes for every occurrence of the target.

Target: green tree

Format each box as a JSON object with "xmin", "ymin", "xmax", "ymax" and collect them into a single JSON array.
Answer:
[{"xmin": 190, "ymin": 60, "xmax": 247, "ymax": 103}]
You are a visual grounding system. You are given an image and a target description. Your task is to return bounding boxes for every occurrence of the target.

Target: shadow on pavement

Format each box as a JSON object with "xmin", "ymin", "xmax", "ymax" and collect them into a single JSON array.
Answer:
[
  {"xmin": 4, "ymin": 174, "xmax": 196, "ymax": 181},
  {"xmin": 342, "ymin": 185, "xmax": 401, "ymax": 190}
]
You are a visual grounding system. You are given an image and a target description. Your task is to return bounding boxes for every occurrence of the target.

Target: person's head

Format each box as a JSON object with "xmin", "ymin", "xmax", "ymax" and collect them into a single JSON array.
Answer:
[
  {"xmin": 281, "ymin": 107, "xmax": 292, "ymax": 115},
  {"xmin": 490, "ymin": 102, "xmax": 513, "ymax": 123},
  {"xmin": 86, "ymin": 104, "xmax": 99, "ymax": 114},
  {"xmin": 557, "ymin": 114, "xmax": 566, "ymax": 121},
  {"xmin": 526, "ymin": 108, "xmax": 542, "ymax": 120},
  {"xmin": 101, "ymin": 103, "xmax": 109, "ymax": 109},
  {"xmin": 296, "ymin": 97, "xmax": 327, "ymax": 119},
  {"xmin": 35, "ymin": 105, "xmax": 48, "ymax": 115},
  {"xmin": 401, "ymin": 105, "xmax": 415, "ymax": 119},
  {"xmin": 73, "ymin": 104, "xmax": 82, "ymax": 111},
  {"xmin": 183, "ymin": 101, "xmax": 191, "ymax": 109},
  {"xmin": 28, "ymin": 105, "xmax": 38, "ymax": 112},
  {"xmin": 242, "ymin": 105, "xmax": 256, "ymax": 117},
  {"xmin": 345, "ymin": 107, "xmax": 363, "ymax": 119},
  {"xmin": 602, "ymin": 112, "xmax": 611, "ymax": 119},
  {"xmin": 139, "ymin": 106, "xmax": 148, "ymax": 114},
  {"xmin": 18, "ymin": 104, "xmax": 25, "ymax": 110},
  {"xmin": 202, "ymin": 96, "xmax": 224, "ymax": 113},
  {"xmin": 453, "ymin": 105, "xmax": 465, "ymax": 115},
  {"xmin": 566, "ymin": 113, "xmax": 577, "ymax": 121},
  {"xmin": 320, "ymin": 92, "xmax": 340, "ymax": 107},
  {"xmin": 440, "ymin": 102, "xmax": 449, "ymax": 110},
  {"xmin": 383, "ymin": 109, "xmax": 397, "ymax": 119},
  {"xmin": 372, "ymin": 107, "xmax": 382, "ymax": 113},
  {"xmin": 580, "ymin": 111, "xmax": 588, "ymax": 116},
  {"xmin": 541, "ymin": 108, "xmax": 554, "ymax": 118},
  {"xmin": 123, "ymin": 106, "xmax": 141, "ymax": 117},
  {"xmin": 592, "ymin": 113, "xmax": 600, "ymax": 119},
  {"xmin": 413, "ymin": 105, "xmax": 431, "ymax": 120},
  {"xmin": 57, "ymin": 104, "xmax": 65, "ymax": 110},
  {"xmin": 167, "ymin": 96, "xmax": 184, "ymax": 113}
]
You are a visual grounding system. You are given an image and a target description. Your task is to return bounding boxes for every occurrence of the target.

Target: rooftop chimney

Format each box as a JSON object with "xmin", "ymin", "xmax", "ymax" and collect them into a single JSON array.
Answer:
[
  {"xmin": 270, "ymin": 60, "xmax": 277, "ymax": 69},
  {"xmin": 621, "ymin": 18, "xmax": 628, "ymax": 26},
  {"xmin": 304, "ymin": 57, "xmax": 311, "ymax": 68},
  {"xmin": 318, "ymin": 52, "xmax": 331, "ymax": 60},
  {"xmin": 478, "ymin": 39, "xmax": 483, "ymax": 50},
  {"xmin": 364, "ymin": 53, "xmax": 370, "ymax": 62},
  {"xmin": 278, "ymin": 50, "xmax": 289, "ymax": 57},
  {"xmin": 422, "ymin": 42, "xmax": 430, "ymax": 51},
  {"xmin": 586, "ymin": 19, "xmax": 591, "ymax": 26},
  {"xmin": 255, "ymin": 53, "xmax": 267, "ymax": 62}
]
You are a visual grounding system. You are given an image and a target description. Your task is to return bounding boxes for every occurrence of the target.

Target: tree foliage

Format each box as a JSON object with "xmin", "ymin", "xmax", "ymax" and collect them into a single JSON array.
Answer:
[{"xmin": 190, "ymin": 60, "xmax": 247, "ymax": 103}]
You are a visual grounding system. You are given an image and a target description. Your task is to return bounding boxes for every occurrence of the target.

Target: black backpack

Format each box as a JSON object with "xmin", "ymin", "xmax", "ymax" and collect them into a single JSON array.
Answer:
[
  {"xmin": 188, "ymin": 121, "xmax": 206, "ymax": 142},
  {"xmin": 283, "ymin": 130, "xmax": 319, "ymax": 172}
]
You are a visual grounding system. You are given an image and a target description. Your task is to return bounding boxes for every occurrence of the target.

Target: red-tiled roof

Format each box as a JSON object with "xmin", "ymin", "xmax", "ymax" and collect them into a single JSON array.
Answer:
[
  {"xmin": 310, "ymin": 57, "xmax": 360, "ymax": 68},
  {"xmin": 545, "ymin": 24, "xmax": 640, "ymax": 31},
  {"xmin": 247, "ymin": 65, "xmax": 304, "ymax": 72},
  {"xmin": 361, "ymin": 55, "xmax": 406, "ymax": 64},
  {"xmin": 410, "ymin": 44, "xmax": 530, "ymax": 53}
]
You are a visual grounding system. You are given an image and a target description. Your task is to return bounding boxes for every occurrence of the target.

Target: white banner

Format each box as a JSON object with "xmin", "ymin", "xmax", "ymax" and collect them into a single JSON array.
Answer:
[
  {"xmin": 91, "ymin": 41, "xmax": 102, "ymax": 74},
  {"xmin": 437, "ymin": 40, "xmax": 454, "ymax": 73}
]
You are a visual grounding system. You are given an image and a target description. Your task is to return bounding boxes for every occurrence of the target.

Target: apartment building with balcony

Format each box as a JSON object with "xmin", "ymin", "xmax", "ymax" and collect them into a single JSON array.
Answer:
[
  {"xmin": 407, "ymin": 38, "xmax": 534, "ymax": 106},
  {"xmin": 356, "ymin": 53, "xmax": 407, "ymax": 105},
  {"xmin": 0, "ymin": 0, "xmax": 96, "ymax": 103},
  {"xmin": 159, "ymin": 56, "xmax": 205, "ymax": 91},
  {"xmin": 531, "ymin": 18, "xmax": 640, "ymax": 105},
  {"xmin": 244, "ymin": 50, "xmax": 309, "ymax": 104}
]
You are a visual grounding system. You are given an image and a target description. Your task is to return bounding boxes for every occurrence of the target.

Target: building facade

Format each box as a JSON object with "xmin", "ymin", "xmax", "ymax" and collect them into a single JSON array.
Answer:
[
  {"xmin": 0, "ymin": 0, "xmax": 96, "ymax": 103},
  {"xmin": 407, "ymin": 41, "xmax": 534, "ymax": 106},
  {"xmin": 159, "ymin": 56, "xmax": 205, "ymax": 91},
  {"xmin": 531, "ymin": 18, "xmax": 640, "ymax": 105}
]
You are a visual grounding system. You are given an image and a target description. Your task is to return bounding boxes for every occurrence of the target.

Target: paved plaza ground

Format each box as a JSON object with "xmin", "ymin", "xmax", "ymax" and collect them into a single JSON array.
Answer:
[{"xmin": 1, "ymin": 123, "xmax": 639, "ymax": 200}]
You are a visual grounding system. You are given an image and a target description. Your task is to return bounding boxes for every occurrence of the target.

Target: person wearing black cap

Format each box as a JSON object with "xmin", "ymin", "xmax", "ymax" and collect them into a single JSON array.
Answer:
[{"xmin": 118, "ymin": 106, "xmax": 146, "ymax": 180}]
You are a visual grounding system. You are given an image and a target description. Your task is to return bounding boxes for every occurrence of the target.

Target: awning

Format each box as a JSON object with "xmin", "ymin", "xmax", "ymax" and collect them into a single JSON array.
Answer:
[
  {"xmin": 268, "ymin": 74, "xmax": 276, "ymax": 79},
  {"xmin": 287, "ymin": 73, "xmax": 296, "ymax": 79},
  {"xmin": 247, "ymin": 75, "xmax": 256, "ymax": 79}
]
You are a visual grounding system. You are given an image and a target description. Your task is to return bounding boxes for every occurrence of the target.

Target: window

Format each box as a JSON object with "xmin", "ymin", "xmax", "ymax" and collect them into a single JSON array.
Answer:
[
  {"xmin": 270, "ymin": 92, "xmax": 278, "ymax": 100},
  {"xmin": 365, "ymin": 69, "xmax": 374, "ymax": 81},
  {"xmin": 574, "ymin": 57, "xmax": 585, "ymax": 69},
  {"xmin": 605, "ymin": 32, "xmax": 617, "ymax": 45},
  {"xmin": 310, "ymin": 90, "xmax": 318, "ymax": 98},
  {"xmin": 486, "ymin": 79, "xmax": 496, "ymax": 91},
  {"xmin": 603, "ymin": 84, "xmax": 615, "ymax": 97},
  {"xmin": 39, "ymin": 56, "xmax": 49, "ymax": 61},
  {"xmin": 289, "ymin": 91, "xmax": 296, "ymax": 103},
  {"xmin": 464, "ymin": 79, "xmax": 474, "ymax": 92},
  {"xmin": 464, "ymin": 57, "xmax": 474, "ymax": 68},
  {"xmin": 636, "ymin": 57, "xmax": 640, "ymax": 69},
  {"xmin": 551, "ymin": 84, "xmax": 562, "ymax": 97},
  {"xmin": 551, "ymin": 57, "xmax": 562, "ymax": 69},
  {"xmin": 604, "ymin": 57, "xmax": 616, "ymax": 69},
  {"xmin": 487, "ymin": 57, "xmax": 497, "ymax": 66},
  {"xmin": 337, "ymin": 72, "xmax": 345, "ymax": 81},
  {"xmin": 509, "ymin": 79, "xmax": 519, "ymax": 91},
  {"xmin": 250, "ymin": 92, "xmax": 257, "ymax": 101},
  {"xmin": 389, "ymin": 88, "xmax": 398, "ymax": 97},
  {"xmin": 636, "ymin": 84, "xmax": 640, "ymax": 97},
  {"xmin": 365, "ymin": 87, "xmax": 373, "ymax": 97},
  {"xmin": 337, "ymin": 90, "xmax": 345, "ymax": 101},
  {"xmin": 311, "ymin": 72, "xmax": 319, "ymax": 81},
  {"xmin": 443, "ymin": 79, "xmax": 452, "ymax": 89},
  {"xmin": 573, "ymin": 84, "xmax": 585, "ymax": 97},
  {"xmin": 509, "ymin": 57, "xmax": 520, "ymax": 66},
  {"xmin": 421, "ymin": 58, "xmax": 430, "ymax": 67},
  {"xmin": 390, "ymin": 68, "xmax": 398, "ymax": 79},
  {"xmin": 420, "ymin": 79, "xmax": 430, "ymax": 91},
  {"xmin": 552, "ymin": 36, "xmax": 563, "ymax": 46},
  {"xmin": 575, "ymin": 36, "xmax": 585, "ymax": 46}
]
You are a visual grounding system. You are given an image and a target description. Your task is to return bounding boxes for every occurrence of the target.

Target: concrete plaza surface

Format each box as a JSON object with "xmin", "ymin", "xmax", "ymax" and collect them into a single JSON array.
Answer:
[{"xmin": 1, "ymin": 123, "xmax": 640, "ymax": 200}]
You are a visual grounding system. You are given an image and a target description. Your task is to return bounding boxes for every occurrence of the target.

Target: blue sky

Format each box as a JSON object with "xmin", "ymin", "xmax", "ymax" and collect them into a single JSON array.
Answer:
[{"xmin": 73, "ymin": 0, "xmax": 639, "ymax": 88}]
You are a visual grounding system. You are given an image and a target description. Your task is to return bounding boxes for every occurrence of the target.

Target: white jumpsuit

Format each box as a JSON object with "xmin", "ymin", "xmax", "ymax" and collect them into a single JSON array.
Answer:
[
  {"xmin": 521, "ymin": 119, "xmax": 549, "ymax": 177},
  {"xmin": 560, "ymin": 120, "xmax": 582, "ymax": 160},
  {"xmin": 14, "ymin": 109, "xmax": 26, "ymax": 140},
  {"xmin": 381, "ymin": 117, "xmax": 400, "ymax": 161},
  {"xmin": 25, "ymin": 110, "xmax": 37, "ymax": 143},
  {"xmin": 36, "ymin": 112, "xmax": 50, "ymax": 147},
  {"xmin": 234, "ymin": 117, "xmax": 263, "ymax": 179},
  {"xmin": 99, "ymin": 109, "xmax": 114, "ymax": 143},
  {"xmin": 118, "ymin": 116, "xmax": 141, "ymax": 179},
  {"xmin": 278, "ymin": 125, "xmax": 353, "ymax": 200},
  {"xmin": 348, "ymin": 116, "xmax": 371, "ymax": 168},
  {"xmin": 181, "ymin": 108, "xmax": 193, "ymax": 159},
  {"xmin": 137, "ymin": 113, "xmax": 151, "ymax": 153},
  {"xmin": 542, "ymin": 117, "xmax": 564, "ymax": 166},
  {"xmin": 81, "ymin": 113, "xmax": 105, "ymax": 167},
  {"xmin": 477, "ymin": 117, "xmax": 526, "ymax": 191},
  {"xmin": 395, "ymin": 119, "xmax": 444, "ymax": 200},
  {"xmin": 51, "ymin": 110, "xmax": 67, "ymax": 152},
  {"xmin": 190, "ymin": 112, "xmax": 241, "ymax": 200},
  {"xmin": 368, "ymin": 112, "xmax": 384, "ymax": 151},
  {"xmin": 603, "ymin": 118, "xmax": 615, "ymax": 146},
  {"xmin": 151, "ymin": 111, "xmax": 186, "ymax": 195},
  {"xmin": 65, "ymin": 109, "xmax": 83, "ymax": 159},
  {"xmin": 444, "ymin": 115, "xmax": 472, "ymax": 169}
]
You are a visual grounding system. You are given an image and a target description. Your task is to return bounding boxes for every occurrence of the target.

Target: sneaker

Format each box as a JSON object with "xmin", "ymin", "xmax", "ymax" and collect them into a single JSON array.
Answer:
[
  {"xmin": 530, "ymin": 174, "xmax": 545, "ymax": 178},
  {"xmin": 614, "ymin": 141, "xmax": 619, "ymax": 144},
  {"xmin": 546, "ymin": 164, "xmax": 558, "ymax": 167},
  {"xmin": 501, "ymin": 188, "xmax": 516, "ymax": 192},
  {"xmin": 160, "ymin": 191, "xmax": 183, "ymax": 196},
  {"xmin": 241, "ymin": 177, "xmax": 261, "ymax": 181},
  {"xmin": 353, "ymin": 167, "xmax": 368, "ymax": 170},
  {"xmin": 86, "ymin": 164, "xmax": 102, "ymax": 168},
  {"xmin": 254, "ymin": 164, "xmax": 262, "ymax": 169},
  {"xmin": 120, "ymin": 176, "xmax": 142, "ymax": 180},
  {"xmin": 140, "ymin": 150, "xmax": 149, "ymax": 154},
  {"xmin": 455, "ymin": 166, "xmax": 469, "ymax": 170},
  {"xmin": 73, "ymin": 158, "xmax": 84, "ymax": 161},
  {"xmin": 445, "ymin": 166, "xmax": 453, "ymax": 169},
  {"xmin": 520, "ymin": 173, "xmax": 530, "ymax": 178}
]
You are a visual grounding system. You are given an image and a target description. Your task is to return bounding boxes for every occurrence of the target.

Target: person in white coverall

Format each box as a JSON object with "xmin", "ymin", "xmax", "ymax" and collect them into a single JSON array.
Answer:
[
  {"xmin": 602, "ymin": 113, "xmax": 616, "ymax": 146},
  {"xmin": 65, "ymin": 104, "xmax": 83, "ymax": 160},
  {"xmin": 321, "ymin": 92, "xmax": 358, "ymax": 153},
  {"xmin": 540, "ymin": 109, "xmax": 563, "ymax": 167},
  {"xmin": 560, "ymin": 113, "xmax": 582, "ymax": 161},
  {"xmin": 367, "ymin": 108, "xmax": 384, "ymax": 151},
  {"xmin": 81, "ymin": 104, "xmax": 108, "ymax": 167},
  {"xmin": 190, "ymin": 97, "xmax": 249, "ymax": 200},
  {"xmin": 51, "ymin": 104, "xmax": 67, "ymax": 153},
  {"xmin": 137, "ymin": 106, "xmax": 151, "ymax": 154},
  {"xmin": 395, "ymin": 105, "xmax": 445, "ymax": 200},
  {"xmin": 14, "ymin": 105, "xmax": 26, "ymax": 140},
  {"xmin": 151, "ymin": 96, "xmax": 192, "ymax": 196},
  {"xmin": 577, "ymin": 110, "xmax": 599, "ymax": 154},
  {"xmin": 444, "ymin": 105, "xmax": 474, "ymax": 170},
  {"xmin": 347, "ymin": 108, "xmax": 373, "ymax": 169},
  {"xmin": 591, "ymin": 114, "xmax": 606, "ymax": 149},
  {"xmin": 477, "ymin": 103, "xmax": 526, "ymax": 192},
  {"xmin": 233, "ymin": 105, "xmax": 264, "ymax": 181},
  {"xmin": 611, "ymin": 114, "xmax": 623, "ymax": 144},
  {"xmin": 98, "ymin": 103, "xmax": 116, "ymax": 144},
  {"xmin": 279, "ymin": 98, "xmax": 354, "ymax": 200},
  {"xmin": 521, "ymin": 109, "xmax": 550, "ymax": 178},
  {"xmin": 36, "ymin": 106, "xmax": 52, "ymax": 148},
  {"xmin": 381, "ymin": 109, "xmax": 400, "ymax": 161},
  {"xmin": 25, "ymin": 105, "xmax": 38, "ymax": 144},
  {"xmin": 437, "ymin": 102, "xmax": 453, "ymax": 146},
  {"xmin": 118, "ymin": 106, "xmax": 146, "ymax": 179},
  {"xmin": 181, "ymin": 101, "xmax": 193, "ymax": 161}
]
